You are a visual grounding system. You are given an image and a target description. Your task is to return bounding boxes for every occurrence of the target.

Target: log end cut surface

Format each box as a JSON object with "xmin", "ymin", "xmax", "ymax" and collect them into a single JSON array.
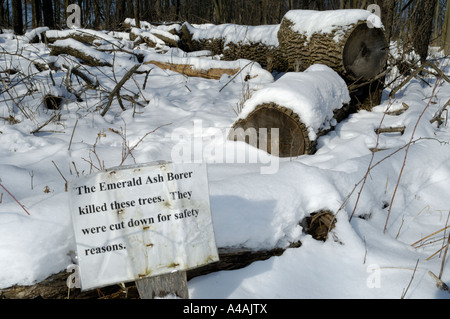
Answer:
[
  {"xmin": 229, "ymin": 104, "xmax": 313, "ymax": 158},
  {"xmin": 343, "ymin": 23, "xmax": 388, "ymax": 81}
]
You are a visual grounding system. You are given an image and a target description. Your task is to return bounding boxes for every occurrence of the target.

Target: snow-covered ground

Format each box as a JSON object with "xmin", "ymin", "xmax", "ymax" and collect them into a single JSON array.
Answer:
[{"xmin": 1, "ymin": 27, "xmax": 450, "ymax": 299}]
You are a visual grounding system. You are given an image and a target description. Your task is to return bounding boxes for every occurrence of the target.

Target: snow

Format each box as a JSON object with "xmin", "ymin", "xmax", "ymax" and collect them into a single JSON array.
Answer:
[
  {"xmin": 284, "ymin": 9, "xmax": 382, "ymax": 41},
  {"xmin": 237, "ymin": 64, "xmax": 351, "ymax": 140},
  {"xmin": 184, "ymin": 22, "xmax": 280, "ymax": 47},
  {"xmin": 1, "ymin": 25, "xmax": 450, "ymax": 299},
  {"xmin": 143, "ymin": 47, "xmax": 273, "ymax": 82}
]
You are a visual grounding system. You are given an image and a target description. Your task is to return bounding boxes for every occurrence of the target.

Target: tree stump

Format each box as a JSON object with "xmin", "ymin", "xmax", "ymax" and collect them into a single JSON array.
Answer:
[{"xmin": 278, "ymin": 9, "xmax": 388, "ymax": 82}]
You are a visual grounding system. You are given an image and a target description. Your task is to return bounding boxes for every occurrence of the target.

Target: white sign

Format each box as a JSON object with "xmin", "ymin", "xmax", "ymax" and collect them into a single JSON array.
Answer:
[{"xmin": 69, "ymin": 162, "xmax": 219, "ymax": 290}]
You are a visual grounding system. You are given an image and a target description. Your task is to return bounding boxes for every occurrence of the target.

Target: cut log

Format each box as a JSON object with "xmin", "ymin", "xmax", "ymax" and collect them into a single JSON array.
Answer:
[
  {"xmin": 223, "ymin": 42, "xmax": 285, "ymax": 72},
  {"xmin": 228, "ymin": 64, "xmax": 352, "ymax": 157},
  {"xmin": 130, "ymin": 28, "xmax": 166, "ymax": 47},
  {"xmin": 180, "ymin": 22, "xmax": 283, "ymax": 71},
  {"xmin": 145, "ymin": 60, "xmax": 239, "ymax": 80},
  {"xmin": 49, "ymin": 39, "xmax": 113, "ymax": 67},
  {"xmin": 181, "ymin": 22, "xmax": 223, "ymax": 55},
  {"xmin": 44, "ymin": 29, "xmax": 118, "ymax": 45},
  {"xmin": 278, "ymin": 9, "xmax": 388, "ymax": 82}
]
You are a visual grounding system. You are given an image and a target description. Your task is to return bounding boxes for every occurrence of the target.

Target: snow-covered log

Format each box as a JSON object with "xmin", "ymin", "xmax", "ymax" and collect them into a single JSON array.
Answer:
[
  {"xmin": 130, "ymin": 27, "xmax": 179, "ymax": 47},
  {"xmin": 278, "ymin": 9, "xmax": 388, "ymax": 81},
  {"xmin": 44, "ymin": 29, "xmax": 118, "ymax": 45},
  {"xmin": 145, "ymin": 60, "xmax": 240, "ymax": 80},
  {"xmin": 180, "ymin": 22, "xmax": 284, "ymax": 71},
  {"xmin": 49, "ymin": 39, "xmax": 113, "ymax": 67},
  {"xmin": 228, "ymin": 64, "xmax": 352, "ymax": 157}
]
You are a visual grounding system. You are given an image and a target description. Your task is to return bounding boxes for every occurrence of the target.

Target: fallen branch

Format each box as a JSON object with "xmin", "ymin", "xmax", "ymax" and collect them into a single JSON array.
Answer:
[
  {"xmin": 389, "ymin": 61, "xmax": 450, "ymax": 98},
  {"xmin": 100, "ymin": 64, "xmax": 140, "ymax": 116},
  {"xmin": 428, "ymin": 271, "xmax": 450, "ymax": 293},
  {"xmin": 430, "ymin": 99, "xmax": 450, "ymax": 128},
  {"xmin": 50, "ymin": 39, "xmax": 113, "ymax": 67},
  {"xmin": 30, "ymin": 114, "xmax": 57, "ymax": 134},
  {"xmin": 145, "ymin": 60, "xmax": 239, "ymax": 80},
  {"xmin": 375, "ymin": 126, "xmax": 406, "ymax": 135}
]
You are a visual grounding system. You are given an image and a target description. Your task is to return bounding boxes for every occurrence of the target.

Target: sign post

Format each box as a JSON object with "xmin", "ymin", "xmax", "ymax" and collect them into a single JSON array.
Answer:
[{"xmin": 69, "ymin": 161, "xmax": 219, "ymax": 298}]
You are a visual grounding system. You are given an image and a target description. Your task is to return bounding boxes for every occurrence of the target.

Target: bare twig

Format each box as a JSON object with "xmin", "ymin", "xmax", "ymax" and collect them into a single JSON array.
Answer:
[
  {"xmin": 401, "ymin": 259, "xmax": 419, "ymax": 299},
  {"xmin": 439, "ymin": 212, "xmax": 450, "ymax": 280},
  {"xmin": 349, "ymin": 100, "xmax": 394, "ymax": 222},
  {"xmin": 100, "ymin": 64, "xmax": 140, "ymax": 117},
  {"xmin": 0, "ymin": 182, "xmax": 31, "ymax": 216},
  {"xmin": 30, "ymin": 114, "xmax": 57, "ymax": 135},
  {"xmin": 68, "ymin": 119, "xmax": 78, "ymax": 151},
  {"xmin": 52, "ymin": 161, "xmax": 68, "ymax": 192},
  {"xmin": 384, "ymin": 78, "xmax": 442, "ymax": 233}
]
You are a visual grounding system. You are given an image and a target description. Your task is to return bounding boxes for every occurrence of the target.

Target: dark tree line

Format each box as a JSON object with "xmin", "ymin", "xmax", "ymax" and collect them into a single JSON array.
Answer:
[{"xmin": 1, "ymin": 0, "xmax": 449, "ymax": 56}]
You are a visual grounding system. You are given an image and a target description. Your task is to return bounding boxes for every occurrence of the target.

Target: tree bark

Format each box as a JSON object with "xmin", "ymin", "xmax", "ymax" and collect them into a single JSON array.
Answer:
[
  {"xmin": 32, "ymin": 0, "xmax": 42, "ymax": 28},
  {"xmin": 443, "ymin": 0, "xmax": 450, "ymax": 54},
  {"xmin": 134, "ymin": 0, "xmax": 141, "ymax": 28},
  {"xmin": 413, "ymin": 0, "xmax": 437, "ymax": 62},
  {"xmin": 42, "ymin": 0, "xmax": 55, "ymax": 29},
  {"xmin": 278, "ymin": 13, "xmax": 388, "ymax": 82},
  {"xmin": 0, "ymin": 0, "xmax": 4, "ymax": 28},
  {"xmin": 12, "ymin": 0, "xmax": 24, "ymax": 35}
]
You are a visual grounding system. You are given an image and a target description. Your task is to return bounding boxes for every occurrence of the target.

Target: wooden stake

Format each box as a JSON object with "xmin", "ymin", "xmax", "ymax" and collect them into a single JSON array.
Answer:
[{"xmin": 135, "ymin": 271, "xmax": 189, "ymax": 299}]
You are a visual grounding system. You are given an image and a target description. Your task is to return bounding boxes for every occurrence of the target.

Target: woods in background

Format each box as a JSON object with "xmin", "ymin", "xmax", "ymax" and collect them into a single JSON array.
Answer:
[{"xmin": 0, "ymin": 0, "xmax": 449, "ymax": 55}]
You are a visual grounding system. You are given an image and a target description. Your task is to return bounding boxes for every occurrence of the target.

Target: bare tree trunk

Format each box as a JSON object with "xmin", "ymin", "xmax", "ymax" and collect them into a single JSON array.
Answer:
[
  {"xmin": 23, "ymin": 0, "xmax": 27, "ymax": 30},
  {"xmin": 376, "ymin": 0, "xmax": 396, "ymax": 42},
  {"xmin": 444, "ymin": 0, "xmax": 450, "ymax": 54},
  {"xmin": 12, "ymin": 0, "xmax": 24, "ymax": 35},
  {"xmin": 413, "ymin": 0, "xmax": 438, "ymax": 62},
  {"xmin": 0, "ymin": 0, "xmax": 4, "ymax": 28},
  {"xmin": 214, "ymin": 0, "xmax": 224, "ymax": 24},
  {"xmin": 134, "ymin": 0, "xmax": 140, "ymax": 28},
  {"xmin": 42, "ymin": 0, "xmax": 55, "ymax": 28},
  {"xmin": 116, "ymin": 0, "xmax": 126, "ymax": 26},
  {"xmin": 32, "ymin": 0, "xmax": 42, "ymax": 28},
  {"xmin": 175, "ymin": 0, "xmax": 180, "ymax": 20}
]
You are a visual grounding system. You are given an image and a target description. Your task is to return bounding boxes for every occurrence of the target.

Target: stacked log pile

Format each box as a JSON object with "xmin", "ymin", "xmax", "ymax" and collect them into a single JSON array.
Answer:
[{"xmin": 223, "ymin": 9, "xmax": 389, "ymax": 156}]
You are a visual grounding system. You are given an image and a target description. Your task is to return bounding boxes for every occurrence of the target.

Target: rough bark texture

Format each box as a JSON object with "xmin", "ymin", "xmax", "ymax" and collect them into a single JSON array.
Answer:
[
  {"xmin": 180, "ymin": 23, "xmax": 223, "ymax": 55},
  {"xmin": 223, "ymin": 42, "xmax": 286, "ymax": 72},
  {"xmin": 277, "ymin": 18, "xmax": 388, "ymax": 82},
  {"xmin": 180, "ymin": 23, "xmax": 283, "ymax": 71}
]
